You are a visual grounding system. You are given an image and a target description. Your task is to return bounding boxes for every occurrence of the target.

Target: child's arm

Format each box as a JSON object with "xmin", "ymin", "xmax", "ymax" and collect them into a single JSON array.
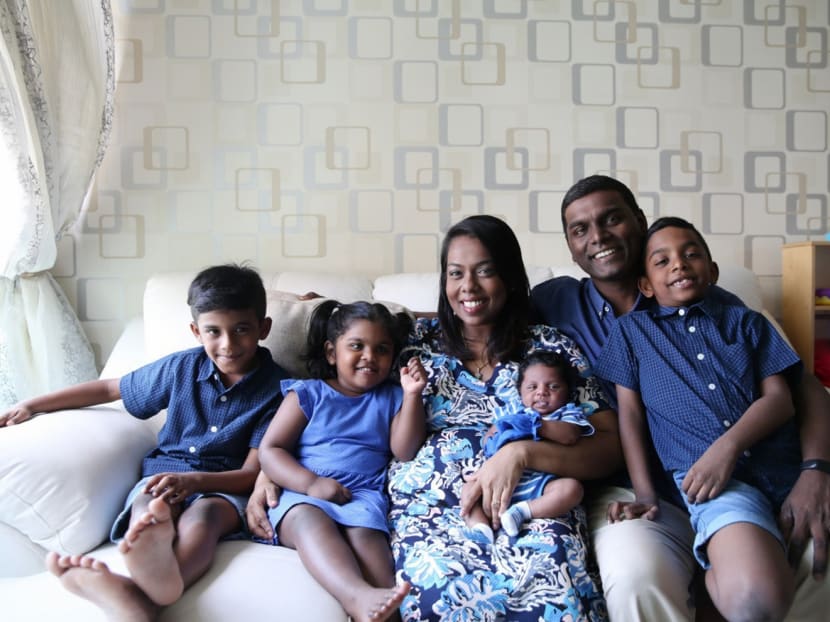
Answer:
[
  {"xmin": 143, "ymin": 447, "xmax": 262, "ymax": 502},
  {"xmin": 259, "ymin": 391, "xmax": 351, "ymax": 504},
  {"xmin": 682, "ymin": 372, "xmax": 794, "ymax": 504},
  {"xmin": 390, "ymin": 357, "xmax": 427, "ymax": 461},
  {"xmin": 612, "ymin": 384, "xmax": 659, "ymax": 522},
  {"xmin": 0, "ymin": 378, "xmax": 122, "ymax": 427},
  {"xmin": 537, "ymin": 420, "xmax": 584, "ymax": 446}
]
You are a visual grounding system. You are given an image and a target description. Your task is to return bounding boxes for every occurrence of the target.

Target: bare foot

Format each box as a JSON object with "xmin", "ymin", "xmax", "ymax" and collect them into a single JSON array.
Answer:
[
  {"xmin": 349, "ymin": 582, "xmax": 411, "ymax": 622},
  {"xmin": 120, "ymin": 497, "xmax": 184, "ymax": 606},
  {"xmin": 46, "ymin": 551, "xmax": 158, "ymax": 622}
]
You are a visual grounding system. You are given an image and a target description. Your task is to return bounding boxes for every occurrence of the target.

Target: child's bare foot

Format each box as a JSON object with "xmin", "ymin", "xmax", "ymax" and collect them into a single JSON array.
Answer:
[
  {"xmin": 349, "ymin": 582, "xmax": 411, "ymax": 622},
  {"xmin": 46, "ymin": 551, "xmax": 158, "ymax": 622},
  {"xmin": 120, "ymin": 497, "xmax": 184, "ymax": 606}
]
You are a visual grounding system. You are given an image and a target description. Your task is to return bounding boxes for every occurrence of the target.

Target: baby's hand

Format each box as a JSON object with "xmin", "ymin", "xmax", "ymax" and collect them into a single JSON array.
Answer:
[
  {"xmin": 400, "ymin": 357, "xmax": 427, "ymax": 396},
  {"xmin": 308, "ymin": 476, "xmax": 351, "ymax": 504},
  {"xmin": 0, "ymin": 404, "xmax": 35, "ymax": 427}
]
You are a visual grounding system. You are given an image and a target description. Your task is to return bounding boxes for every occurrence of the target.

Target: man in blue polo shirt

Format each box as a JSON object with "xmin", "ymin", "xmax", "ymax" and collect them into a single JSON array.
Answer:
[{"xmin": 530, "ymin": 175, "xmax": 830, "ymax": 621}]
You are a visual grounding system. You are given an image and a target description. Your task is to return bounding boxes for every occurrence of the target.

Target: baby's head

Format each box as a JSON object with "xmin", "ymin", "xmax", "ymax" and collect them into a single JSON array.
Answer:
[
  {"xmin": 186, "ymin": 264, "xmax": 271, "ymax": 382},
  {"xmin": 517, "ymin": 351, "xmax": 571, "ymax": 416},
  {"xmin": 305, "ymin": 300, "xmax": 412, "ymax": 395}
]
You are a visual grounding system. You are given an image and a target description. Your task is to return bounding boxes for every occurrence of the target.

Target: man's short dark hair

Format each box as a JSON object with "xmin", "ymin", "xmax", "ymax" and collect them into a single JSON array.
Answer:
[
  {"xmin": 561, "ymin": 175, "xmax": 641, "ymax": 233},
  {"xmin": 186, "ymin": 263, "xmax": 266, "ymax": 321}
]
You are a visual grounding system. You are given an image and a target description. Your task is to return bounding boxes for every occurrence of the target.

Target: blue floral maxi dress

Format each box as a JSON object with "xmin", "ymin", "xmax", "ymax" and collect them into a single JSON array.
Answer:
[{"xmin": 387, "ymin": 319, "xmax": 609, "ymax": 622}]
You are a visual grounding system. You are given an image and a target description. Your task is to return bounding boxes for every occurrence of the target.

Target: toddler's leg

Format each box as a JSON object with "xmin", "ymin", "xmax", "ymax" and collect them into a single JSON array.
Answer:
[
  {"xmin": 501, "ymin": 478, "xmax": 583, "ymax": 537},
  {"xmin": 46, "ymin": 552, "xmax": 159, "ymax": 622},
  {"xmin": 705, "ymin": 523, "xmax": 794, "ymax": 622},
  {"xmin": 279, "ymin": 505, "xmax": 409, "ymax": 622},
  {"xmin": 120, "ymin": 495, "xmax": 184, "ymax": 606}
]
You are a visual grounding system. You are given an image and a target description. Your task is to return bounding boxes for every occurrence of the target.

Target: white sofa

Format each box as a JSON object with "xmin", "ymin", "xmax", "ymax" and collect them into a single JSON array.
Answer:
[{"xmin": 0, "ymin": 265, "xmax": 769, "ymax": 621}]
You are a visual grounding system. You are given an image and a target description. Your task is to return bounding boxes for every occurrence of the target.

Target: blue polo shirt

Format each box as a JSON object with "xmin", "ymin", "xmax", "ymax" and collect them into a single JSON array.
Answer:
[
  {"xmin": 530, "ymin": 276, "xmax": 744, "ymax": 410},
  {"xmin": 119, "ymin": 346, "xmax": 287, "ymax": 476},
  {"xmin": 594, "ymin": 295, "xmax": 802, "ymax": 507}
]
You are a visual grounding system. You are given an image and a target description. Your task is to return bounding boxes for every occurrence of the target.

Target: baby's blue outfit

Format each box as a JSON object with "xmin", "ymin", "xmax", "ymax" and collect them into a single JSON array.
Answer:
[
  {"xmin": 267, "ymin": 378, "xmax": 402, "ymax": 540},
  {"xmin": 485, "ymin": 402, "xmax": 595, "ymax": 503}
]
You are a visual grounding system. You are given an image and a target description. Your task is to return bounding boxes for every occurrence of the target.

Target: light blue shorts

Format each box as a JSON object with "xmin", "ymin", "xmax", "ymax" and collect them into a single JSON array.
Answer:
[
  {"xmin": 672, "ymin": 471, "xmax": 783, "ymax": 569},
  {"xmin": 110, "ymin": 476, "xmax": 249, "ymax": 542}
]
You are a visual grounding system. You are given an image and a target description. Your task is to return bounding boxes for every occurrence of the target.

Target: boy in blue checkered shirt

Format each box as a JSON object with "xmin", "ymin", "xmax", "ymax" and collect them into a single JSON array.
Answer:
[
  {"xmin": 0, "ymin": 263, "xmax": 286, "ymax": 621},
  {"xmin": 595, "ymin": 217, "xmax": 803, "ymax": 621}
]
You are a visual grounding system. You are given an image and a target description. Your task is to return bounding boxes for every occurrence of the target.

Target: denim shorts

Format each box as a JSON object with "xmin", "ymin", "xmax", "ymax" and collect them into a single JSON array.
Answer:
[
  {"xmin": 110, "ymin": 476, "xmax": 249, "ymax": 542},
  {"xmin": 672, "ymin": 471, "xmax": 783, "ymax": 569}
]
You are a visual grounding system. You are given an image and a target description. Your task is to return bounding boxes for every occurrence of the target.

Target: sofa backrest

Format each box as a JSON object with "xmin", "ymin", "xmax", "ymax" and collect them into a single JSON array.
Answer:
[{"xmin": 139, "ymin": 264, "xmax": 764, "ymax": 379}]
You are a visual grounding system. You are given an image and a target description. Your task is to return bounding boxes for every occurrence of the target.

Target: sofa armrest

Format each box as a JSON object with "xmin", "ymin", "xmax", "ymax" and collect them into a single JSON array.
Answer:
[{"xmin": 0, "ymin": 405, "xmax": 158, "ymax": 567}]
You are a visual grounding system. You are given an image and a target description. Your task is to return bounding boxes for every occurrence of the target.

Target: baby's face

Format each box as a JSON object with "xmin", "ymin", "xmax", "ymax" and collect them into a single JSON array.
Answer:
[{"xmin": 519, "ymin": 364, "xmax": 569, "ymax": 416}]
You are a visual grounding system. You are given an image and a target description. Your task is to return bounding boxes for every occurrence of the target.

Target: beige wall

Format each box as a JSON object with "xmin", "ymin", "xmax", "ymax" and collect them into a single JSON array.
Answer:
[{"xmin": 57, "ymin": 0, "xmax": 830, "ymax": 368}]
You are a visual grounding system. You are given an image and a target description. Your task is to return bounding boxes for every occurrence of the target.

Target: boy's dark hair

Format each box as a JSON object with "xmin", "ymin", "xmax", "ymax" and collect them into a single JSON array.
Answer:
[
  {"xmin": 187, "ymin": 264, "xmax": 267, "ymax": 321},
  {"xmin": 645, "ymin": 216, "xmax": 713, "ymax": 261},
  {"xmin": 518, "ymin": 351, "xmax": 573, "ymax": 394},
  {"xmin": 304, "ymin": 299, "xmax": 413, "ymax": 379},
  {"xmin": 561, "ymin": 174, "xmax": 641, "ymax": 233},
  {"xmin": 438, "ymin": 215, "xmax": 530, "ymax": 364}
]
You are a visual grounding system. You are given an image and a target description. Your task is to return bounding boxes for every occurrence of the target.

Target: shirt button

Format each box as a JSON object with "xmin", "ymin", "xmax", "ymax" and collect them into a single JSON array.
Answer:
[
  {"xmin": 210, "ymin": 425, "xmax": 218, "ymax": 433},
  {"xmin": 679, "ymin": 309, "xmax": 686, "ymax": 316},
  {"xmin": 689, "ymin": 326, "xmax": 696, "ymax": 333},
  {"xmin": 708, "ymin": 383, "xmax": 716, "ymax": 390},
  {"xmin": 189, "ymin": 446, "xmax": 196, "ymax": 453},
  {"xmin": 744, "ymin": 450, "xmax": 751, "ymax": 457},
  {"xmin": 723, "ymin": 420, "xmax": 731, "ymax": 427},
  {"xmin": 697, "ymin": 353, "xmax": 705, "ymax": 360},
  {"xmin": 220, "ymin": 395, "xmax": 228, "ymax": 402}
]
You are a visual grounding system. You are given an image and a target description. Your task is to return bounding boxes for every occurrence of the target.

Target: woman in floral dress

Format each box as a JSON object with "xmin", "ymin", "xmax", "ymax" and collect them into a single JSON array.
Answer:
[{"xmin": 387, "ymin": 215, "xmax": 616, "ymax": 621}]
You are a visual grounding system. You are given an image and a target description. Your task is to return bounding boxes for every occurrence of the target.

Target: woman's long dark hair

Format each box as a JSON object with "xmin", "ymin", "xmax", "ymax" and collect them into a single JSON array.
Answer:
[{"xmin": 437, "ymin": 215, "xmax": 530, "ymax": 364}]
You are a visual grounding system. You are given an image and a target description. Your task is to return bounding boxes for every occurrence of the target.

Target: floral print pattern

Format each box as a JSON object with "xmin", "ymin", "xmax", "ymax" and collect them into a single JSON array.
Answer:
[{"xmin": 387, "ymin": 318, "xmax": 609, "ymax": 621}]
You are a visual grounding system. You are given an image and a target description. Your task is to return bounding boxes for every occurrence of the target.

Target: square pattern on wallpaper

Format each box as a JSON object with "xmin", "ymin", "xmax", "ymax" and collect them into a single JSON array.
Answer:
[{"xmin": 60, "ymin": 0, "xmax": 829, "ymax": 367}]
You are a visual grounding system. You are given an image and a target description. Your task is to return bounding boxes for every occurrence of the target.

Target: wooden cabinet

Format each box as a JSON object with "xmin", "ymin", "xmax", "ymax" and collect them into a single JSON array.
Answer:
[{"xmin": 781, "ymin": 241, "xmax": 830, "ymax": 374}]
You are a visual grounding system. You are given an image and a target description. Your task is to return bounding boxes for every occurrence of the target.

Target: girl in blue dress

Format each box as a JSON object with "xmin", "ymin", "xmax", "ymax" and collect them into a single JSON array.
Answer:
[{"xmin": 258, "ymin": 300, "xmax": 427, "ymax": 622}]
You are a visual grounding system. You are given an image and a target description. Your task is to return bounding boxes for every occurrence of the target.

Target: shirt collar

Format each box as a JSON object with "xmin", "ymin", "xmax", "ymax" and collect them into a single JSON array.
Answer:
[
  {"xmin": 651, "ymin": 291, "xmax": 723, "ymax": 320},
  {"xmin": 585, "ymin": 278, "xmax": 648, "ymax": 320}
]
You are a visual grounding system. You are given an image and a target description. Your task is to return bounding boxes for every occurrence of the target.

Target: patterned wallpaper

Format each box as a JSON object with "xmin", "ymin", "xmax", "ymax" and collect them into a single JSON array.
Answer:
[{"xmin": 55, "ymin": 0, "xmax": 830, "ymax": 368}]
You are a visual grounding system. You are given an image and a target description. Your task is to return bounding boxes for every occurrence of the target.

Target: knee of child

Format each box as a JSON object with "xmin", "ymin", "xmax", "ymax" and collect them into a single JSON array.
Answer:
[{"xmin": 717, "ymin": 585, "xmax": 793, "ymax": 622}]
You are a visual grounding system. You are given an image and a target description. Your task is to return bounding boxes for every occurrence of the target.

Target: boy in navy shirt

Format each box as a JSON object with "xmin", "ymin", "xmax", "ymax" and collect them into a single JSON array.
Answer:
[
  {"xmin": 595, "ymin": 217, "xmax": 802, "ymax": 621},
  {"xmin": 0, "ymin": 263, "xmax": 286, "ymax": 621}
]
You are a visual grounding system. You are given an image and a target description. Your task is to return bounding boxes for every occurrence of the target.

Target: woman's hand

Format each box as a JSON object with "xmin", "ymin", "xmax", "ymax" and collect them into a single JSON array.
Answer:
[
  {"xmin": 245, "ymin": 470, "xmax": 281, "ymax": 541},
  {"xmin": 461, "ymin": 443, "xmax": 525, "ymax": 529}
]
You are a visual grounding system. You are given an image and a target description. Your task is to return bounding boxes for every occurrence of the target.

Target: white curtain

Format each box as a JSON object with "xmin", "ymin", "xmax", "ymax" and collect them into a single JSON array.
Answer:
[{"xmin": 0, "ymin": 0, "xmax": 114, "ymax": 408}]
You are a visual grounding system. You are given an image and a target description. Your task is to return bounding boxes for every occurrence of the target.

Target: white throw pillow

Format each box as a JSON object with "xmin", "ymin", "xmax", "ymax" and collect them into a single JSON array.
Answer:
[{"xmin": 0, "ymin": 405, "xmax": 158, "ymax": 556}]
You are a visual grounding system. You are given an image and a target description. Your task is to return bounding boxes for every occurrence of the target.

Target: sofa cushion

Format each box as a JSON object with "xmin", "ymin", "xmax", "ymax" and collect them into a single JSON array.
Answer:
[{"xmin": 0, "ymin": 406, "xmax": 158, "ymax": 561}]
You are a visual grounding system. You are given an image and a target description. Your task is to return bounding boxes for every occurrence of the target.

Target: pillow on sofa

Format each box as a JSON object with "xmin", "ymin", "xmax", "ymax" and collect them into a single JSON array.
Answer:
[
  {"xmin": 263, "ymin": 291, "xmax": 414, "ymax": 379},
  {"xmin": 0, "ymin": 405, "xmax": 158, "ymax": 560}
]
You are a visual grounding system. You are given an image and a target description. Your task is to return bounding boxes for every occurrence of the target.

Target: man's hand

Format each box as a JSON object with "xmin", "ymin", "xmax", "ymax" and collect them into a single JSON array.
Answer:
[
  {"xmin": 780, "ymin": 469, "xmax": 830, "ymax": 579},
  {"xmin": 607, "ymin": 497, "xmax": 659, "ymax": 523}
]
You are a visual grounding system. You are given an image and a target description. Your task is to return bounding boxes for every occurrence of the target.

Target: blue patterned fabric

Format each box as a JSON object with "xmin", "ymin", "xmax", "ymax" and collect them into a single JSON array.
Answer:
[
  {"xmin": 119, "ymin": 346, "xmax": 286, "ymax": 476},
  {"xmin": 387, "ymin": 318, "xmax": 609, "ymax": 621},
  {"xmin": 484, "ymin": 403, "xmax": 594, "ymax": 458},
  {"xmin": 594, "ymin": 295, "xmax": 802, "ymax": 508}
]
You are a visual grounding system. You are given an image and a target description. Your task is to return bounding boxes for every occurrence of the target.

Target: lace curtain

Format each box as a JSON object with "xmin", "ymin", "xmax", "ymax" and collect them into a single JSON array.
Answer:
[{"xmin": 0, "ymin": 0, "xmax": 114, "ymax": 408}]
